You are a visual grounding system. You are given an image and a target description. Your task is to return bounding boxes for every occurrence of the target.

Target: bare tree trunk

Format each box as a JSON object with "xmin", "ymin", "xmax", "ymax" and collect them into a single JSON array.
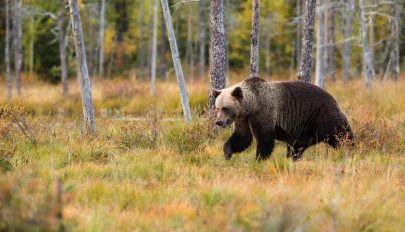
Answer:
[
  {"xmin": 148, "ymin": 0, "xmax": 153, "ymax": 78},
  {"xmin": 315, "ymin": 1, "xmax": 326, "ymax": 88},
  {"xmin": 225, "ymin": 0, "xmax": 231, "ymax": 85},
  {"xmin": 139, "ymin": 0, "xmax": 146, "ymax": 80},
  {"xmin": 5, "ymin": 0, "xmax": 12, "ymax": 100},
  {"xmin": 359, "ymin": 0, "xmax": 375, "ymax": 89},
  {"xmin": 87, "ymin": 4, "xmax": 97, "ymax": 77},
  {"xmin": 58, "ymin": 0, "xmax": 69, "ymax": 96},
  {"xmin": 186, "ymin": 7, "xmax": 194, "ymax": 81},
  {"xmin": 326, "ymin": 0, "xmax": 336, "ymax": 81},
  {"xmin": 98, "ymin": 0, "xmax": 106, "ymax": 78},
  {"xmin": 342, "ymin": 0, "xmax": 354, "ymax": 83},
  {"xmin": 160, "ymin": 11, "xmax": 168, "ymax": 80},
  {"xmin": 198, "ymin": 0, "xmax": 206, "ymax": 79},
  {"xmin": 298, "ymin": 0, "xmax": 317, "ymax": 83},
  {"xmin": 296, "ymin": 0, "xmax": 302, "ymax": 68},
  {"xmin": 69, "ymin": 0, "xmax": 97, "ymax": 133},
  {"xmin": 389, "ymin": 1, "xmax": 402, "ymax": 81},
  {"xmin": 209, "ymin": 0, "xmax": 227, "ymax": 109},
  {"xmin": 160, "ymin": 0, "xmax": 192, "ymax": 122},
  {"xmin": 368, "ymin": 13, "xmax": 375, "ymax": 74},
  {"xmin": 13, "ymin": 0, "xmax": 23, "ymax": 96},
  {"xmin": 250, "ymin": 0, "xmax": 260, "ymax": 77},
  {"xmin": 150, "ymin": 0, "xmax": 158, "ymax": 95},
  {"xmin": 29, "ymin": 13, "xmax": 34, "ymax": 79}
]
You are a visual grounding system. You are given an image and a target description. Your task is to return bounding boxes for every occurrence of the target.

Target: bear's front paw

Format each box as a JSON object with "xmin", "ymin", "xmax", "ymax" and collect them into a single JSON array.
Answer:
[{"xmin": 223, "ymin": 144, "xmax": 233, "ymax": 160}]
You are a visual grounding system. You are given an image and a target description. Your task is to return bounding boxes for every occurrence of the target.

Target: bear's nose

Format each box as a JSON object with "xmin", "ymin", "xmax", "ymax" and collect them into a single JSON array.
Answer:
[{"xmin": 216, "ymin": 121, "xmax": 224, "ymax": 127}]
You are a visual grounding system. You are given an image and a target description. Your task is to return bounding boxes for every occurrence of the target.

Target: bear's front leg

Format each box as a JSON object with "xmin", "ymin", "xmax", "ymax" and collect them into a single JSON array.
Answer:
[
  {"xmin": 249, "ymin": 119, "xmax": 275, "ymax": 160},
  {"xmin": 223, "ymin": 119, "xmax": 253, "ymax": 160}
]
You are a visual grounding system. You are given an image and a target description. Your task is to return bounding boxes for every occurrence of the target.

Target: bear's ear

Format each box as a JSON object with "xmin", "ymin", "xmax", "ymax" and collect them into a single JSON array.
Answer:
[
  {"xmin": 231, "ymin": 87, "xmax": 243, "ymax": 100},
  {"xmin": 212, "ymin": 88, "xmax": 222, "ymax": 99}
]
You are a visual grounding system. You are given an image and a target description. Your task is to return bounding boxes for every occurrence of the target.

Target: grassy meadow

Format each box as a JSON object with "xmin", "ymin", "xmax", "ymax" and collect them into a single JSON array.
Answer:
[{"xmin": 0, "ymin": 75, "xmax": 405, "ymax": 231}]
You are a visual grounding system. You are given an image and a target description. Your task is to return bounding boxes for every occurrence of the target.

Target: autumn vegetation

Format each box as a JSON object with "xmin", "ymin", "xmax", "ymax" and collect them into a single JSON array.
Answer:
[{"xmin": 1, "ymin": 74, "xmax": 404, "ymax": 231}]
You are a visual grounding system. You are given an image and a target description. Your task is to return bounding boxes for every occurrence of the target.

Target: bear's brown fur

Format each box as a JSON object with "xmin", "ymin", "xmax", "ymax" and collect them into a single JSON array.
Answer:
[{"xmin": 213, "ymin": 76, "xmax": 354, "ymax": 161}]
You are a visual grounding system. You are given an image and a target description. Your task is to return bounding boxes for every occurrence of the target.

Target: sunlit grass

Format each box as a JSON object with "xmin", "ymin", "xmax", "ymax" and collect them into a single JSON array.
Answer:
[{"xmin": 0, "ymin": 75, "xmax": 405, "ymax": 231}]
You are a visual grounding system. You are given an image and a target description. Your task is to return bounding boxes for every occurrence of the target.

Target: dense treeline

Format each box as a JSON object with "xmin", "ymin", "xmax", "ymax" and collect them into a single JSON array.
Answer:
[{"xmin": 0, "ymin": 0, "xmax": 404, "ymax": 83}]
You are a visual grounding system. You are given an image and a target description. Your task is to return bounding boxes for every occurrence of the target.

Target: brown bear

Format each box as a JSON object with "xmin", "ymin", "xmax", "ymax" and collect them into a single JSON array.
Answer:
[{"xmin": 213, "ymin": 76, "xmax": 354, "ymax": 161}]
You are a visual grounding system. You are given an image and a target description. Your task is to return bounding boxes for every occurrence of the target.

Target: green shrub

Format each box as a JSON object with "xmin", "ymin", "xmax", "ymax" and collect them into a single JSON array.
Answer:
[
  {"xmin": 164, "ymin": 120, "xmax": 214, "ymax": 154},
  {"xmin": 118, "ymin": 108, "xmax": 161, "ymax": 150}
]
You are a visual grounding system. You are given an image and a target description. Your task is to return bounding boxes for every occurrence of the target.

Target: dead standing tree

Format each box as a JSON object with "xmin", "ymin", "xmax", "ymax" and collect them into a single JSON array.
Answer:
[
  {"xmin": 5, "ymin": 0, "xmax": 12, "ymax": 100},
  {"xmin": 69, "ymin": 0, "xmax": 97, "ymax": 133},
  {"xmin": 150, "ymin": 0, "xmax": 158, "ymax": 95},
  {"xmin": 342, "ymin": 0, "xmax": 354, "ymax": 83},
  {"xmin": 160, "ymin": 0, "xmax": 192, "ymax": 122},
  {"xmin": 296, "ymin": 0, "xmax": 302, "ymax": 69},
  {"xmin": 325, "ymin": 0, "xmax": 336, "ymax": 82},
  {"xmin": 250, "ymin": 0, "xmax": 260, "ymax": 77},
  {"xmin": 209, "ymin": 0, "xmax": 227, "ymax": 109},
  {"xmin": 315, "ymin": 0, "xmax": 326, "ymax": 88},
  {"xmin": 58, "ymin": 0, "xmax": 69, "ymax": 95},
  {"xmin": 359, "ymin": 0, "xmax": 375, "ymax": 89},
  {"xmin": 139, "ymin": 0, "xmax": 146, "ymax": 80},
  {"xmin": 198, "ymin": 0, "xmax": 207, "ymax": 79},
  {"xmin": 298, "ymin": 0, "xmax": 317, "ymax": 83},
  {"xmin": 13, "ymin": 0, "xmax": 23, "ymax": 96},
  {"xmin": 389, "ymin": 0, "xmax": 402, "ymax": 81},
  {"xmin": 98, "ymin": 0, "xmax": 106, "ymax": 78},
  {"xmin": 160, "ymin": 12, "xmax": 168, "ymax": 80}
]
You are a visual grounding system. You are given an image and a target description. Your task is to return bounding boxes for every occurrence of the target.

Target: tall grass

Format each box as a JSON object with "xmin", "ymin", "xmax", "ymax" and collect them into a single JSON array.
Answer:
[{"xmin": 0, "ymin": 77, "xmax": 404, "ymax": 231}]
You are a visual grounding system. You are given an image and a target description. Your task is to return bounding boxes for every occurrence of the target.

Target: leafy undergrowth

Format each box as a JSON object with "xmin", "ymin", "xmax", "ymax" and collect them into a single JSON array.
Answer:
[{"xmin": 0, "ymin": 78, "xmax": 405, "ymax": 231}]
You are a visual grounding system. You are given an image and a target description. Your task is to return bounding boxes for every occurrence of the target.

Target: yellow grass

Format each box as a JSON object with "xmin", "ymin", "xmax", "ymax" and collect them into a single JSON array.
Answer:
[{"xmin": 0, "ymin": 76, "xmax": 404, "ymax": 231}]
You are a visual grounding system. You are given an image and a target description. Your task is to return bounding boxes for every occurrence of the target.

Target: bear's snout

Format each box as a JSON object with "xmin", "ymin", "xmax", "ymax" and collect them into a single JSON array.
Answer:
[
  {"xmin": 215, "ymin": 119, "xmax": 231, "ymax": 128},
  {"xmin": 215, "ymin": 120, "xmax": 225, "ymax": 127}
]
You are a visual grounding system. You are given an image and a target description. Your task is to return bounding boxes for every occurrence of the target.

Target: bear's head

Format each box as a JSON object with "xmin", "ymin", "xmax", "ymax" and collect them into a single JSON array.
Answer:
[{"xmin": 212, "ymin": 86, "xmax": 243, "ymax": 128}]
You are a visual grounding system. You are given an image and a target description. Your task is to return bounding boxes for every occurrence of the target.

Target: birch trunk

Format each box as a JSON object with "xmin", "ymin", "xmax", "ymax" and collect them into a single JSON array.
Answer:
[
  {"xmin": 58, "ymin": 0, "xmax": 69, "ymax": 96},
  {"xmin": 69, "ymin": 0, "xmax": 97, "ymax": 133},
  {"xmin": 389, "ymin": 1, "xmax": 402, "ymax": 81},
  {"xmin": 209, "ymin": 0, "xmax": 227, "ymax": 109},
  {"xmin": 296, "ymin": 0, "xmax": 302, "ymax": 68},
  {"xmin": 298, "ymin": 0, "xmax": 317, "ymax": 83},
  {"xmin": 250, "ymin": 0, "xmax": 260, "ymax": 76},
  {"xmin": 359, "ymin": 0, "xmax": 375, "ymax": 89},
  {"xmin": 5, "ymin": 0, "xmax": 12, "ymax": 100},
  {"xmin": 342, "ymin": 0, "xmax": 354, "ymax": 83},
  {"xmin": 139, "ymin": 0, "xmax": 146, "ymax": 80},
  {"xmin": 148, "ymin": 0, "xmax": 153, "ymax": 77},
  {"xmin": 198, "ymin": 0, "xmax": 206, "ymax": 79},
  {"xmin": 160, "ymin": 12, "xmax": 168, "ymax": 80},
  {"xmin": 29, "ymin": 13, "xmax": 34, "ymax": 79},
  {"xmin": 98, "ymin": 0, "xmax": 106, "ymax": 78},
  {"xmin": 150, "ymin": 0, "xmax": 158, "ymax": 95},
  {"xmin": 368, "ymin": 14, "xmax": 375, "ymax": 74},
  {"xmin": 186, "ymin": 7, "xmax": 194, "ymax": 81},
  {"xmin": 326, "ymin": 0, "xmax": 335, "ymax": 81},
  {"xmin": 160, "ymin": 0, "xmax": 192, "ymax": 122},
  {"xmin": 13, "ymin": 0, "xmax": 23, "ymax": 96},
  {"xmin": 315, "ymin": 2, "xmax": 326, "ymax": 88}
]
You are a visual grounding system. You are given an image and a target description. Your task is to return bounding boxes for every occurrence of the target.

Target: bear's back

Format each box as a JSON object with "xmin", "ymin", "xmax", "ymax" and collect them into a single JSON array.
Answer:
[{"xmin": 267, "ymin": 80, "xmax": 346, "ymax": 140}]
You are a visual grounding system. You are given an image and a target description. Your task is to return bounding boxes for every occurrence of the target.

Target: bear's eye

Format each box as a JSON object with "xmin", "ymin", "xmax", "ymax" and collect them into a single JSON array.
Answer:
[{"xmin": 222, "ymin": 107, "xmax": 229, "ymax": 112}]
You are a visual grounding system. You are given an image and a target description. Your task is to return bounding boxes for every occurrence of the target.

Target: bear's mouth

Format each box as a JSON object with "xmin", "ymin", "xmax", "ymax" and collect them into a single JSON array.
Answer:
[{"xmin": 215, "ymin": 119, "xmax": 232, "ymax": 128}]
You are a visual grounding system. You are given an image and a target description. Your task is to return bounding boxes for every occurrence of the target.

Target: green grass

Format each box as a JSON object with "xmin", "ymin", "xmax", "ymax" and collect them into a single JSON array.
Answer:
[{"xmin": 0, "ymin": 78, "xmax": 405, "ymax": 231}]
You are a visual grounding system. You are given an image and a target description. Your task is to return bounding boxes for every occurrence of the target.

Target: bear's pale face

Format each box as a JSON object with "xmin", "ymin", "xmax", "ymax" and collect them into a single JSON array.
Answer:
[{"xmin": 213, "ymin": 87, "xmax": 243, "ymax": 128}]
